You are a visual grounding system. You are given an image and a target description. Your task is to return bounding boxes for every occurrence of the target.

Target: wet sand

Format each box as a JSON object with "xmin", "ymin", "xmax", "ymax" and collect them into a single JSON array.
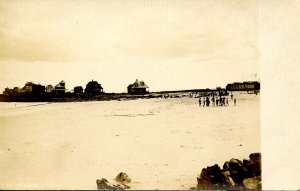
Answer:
[{"xmin": 0, "ymin": 93, "xmax": 260, "ymax": 189}]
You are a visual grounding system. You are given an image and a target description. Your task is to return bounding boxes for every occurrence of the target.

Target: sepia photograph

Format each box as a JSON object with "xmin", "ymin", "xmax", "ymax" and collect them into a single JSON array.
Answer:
[{"xmin": 2, "ymin": 0, "xmax": 299, "ymax": 190}]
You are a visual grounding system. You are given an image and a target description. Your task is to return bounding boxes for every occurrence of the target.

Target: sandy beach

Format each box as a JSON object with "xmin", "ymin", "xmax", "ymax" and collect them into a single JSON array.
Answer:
[{"xmin": 0, "ymin": 92, "xmax": 260, "ymax": 190}]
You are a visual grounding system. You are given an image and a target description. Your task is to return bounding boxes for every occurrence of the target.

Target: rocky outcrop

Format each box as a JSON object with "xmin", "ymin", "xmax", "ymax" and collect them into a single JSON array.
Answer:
[
  {"xmin": 97, "ymin": 172, "xmax": 131, "ymax": 190},
  {"xmin": 96, "ymin": 178, "xmax": 120, "ymax": 190},
  {"xmin": 197, "ymin": 153, "xmax": 261, "ymax": 190},
  {"xmin": 196, "ymin": 164, "xmax": 228, "ymax": 190},
  {"xmin": 115, "ymin": 172, "xmax": 131, "ymax": 183}
]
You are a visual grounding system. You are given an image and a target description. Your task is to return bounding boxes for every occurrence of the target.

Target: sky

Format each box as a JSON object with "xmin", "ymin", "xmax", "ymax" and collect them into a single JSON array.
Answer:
[{"xmin": 0, "ymin": 0, "xmax": 259, "ymax": 93}]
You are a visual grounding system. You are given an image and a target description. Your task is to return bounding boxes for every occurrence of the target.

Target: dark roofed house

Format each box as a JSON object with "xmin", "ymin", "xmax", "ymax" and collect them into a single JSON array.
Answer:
[
  {"xmin": 13, "ymin": 87, "xmax": 20, "ymax": 94},
  {"xmin": 21, "ymin": 82, "xmax": 45, "ymax": 94},
  {"xmin": 85, "ymin": 80, "xmax": 103, "ymax": 95},
  {"xmin": 74, "ymin": 86, "xmax": 83, "ymax": 94},
  {"xmin": 53, "ymin": 80, "xmax": 66, "ymax": 93},
  {"xmin": 46, "ymin": 85, "xmax": 54, "ymax": 93},
  {"xmin": 127, "ymin": 79, "xmax": 149, "ymax": 94},
  {"xmin": 3, "ymin": 87, "xmax": 13, "ymax": 96},
  {"xmin": 226, "ymin": 81, "xmax": 260, "ymax": 91}
]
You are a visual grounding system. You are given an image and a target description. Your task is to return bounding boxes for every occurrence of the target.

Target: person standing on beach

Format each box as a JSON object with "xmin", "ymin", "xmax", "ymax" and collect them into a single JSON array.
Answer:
[
  {"xmin": 234, "ymin": 98, "xmax": 236, "ymax": 106},
  {"xmin": 226, "ymin": 98, "xmax": 229, "ymax": 106},
  {"xmin": 199, "ymin": 97, "xmax": 201, "ymax": 107},
  {"xmin": 203, "ymin": 98, "xmax": 206, "ymax": 107},
  {"xmin": 231, "ymin": 93, "xmax": 233, "ymax": 100},
  {"xmin": 206, "ymin": 97, "xmax": 210, "ymax": 107}
]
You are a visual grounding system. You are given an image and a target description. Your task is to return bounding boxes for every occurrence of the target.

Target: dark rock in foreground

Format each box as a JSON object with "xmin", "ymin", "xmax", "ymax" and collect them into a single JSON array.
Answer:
[
  {"xmin": 197, "ymin": 153, "xmax": 261, "ymax": 190},
  {"xmin": 96, "ymin": 178, "xmax": 117, "ymax": 190},
  {"xmin": 115, "ymin": 172, "xmax": 131, "ymax": 183},
  {"xmin": 96, "ymin": 178, "xmax": 130, "ymax": 190},
  {"xmin": 197, "ymin": 164, "xmax": 231, "ymax": 190},
  {"xmin": 97, "ymin": 172, "xmax": 131, "ymax": 190}
]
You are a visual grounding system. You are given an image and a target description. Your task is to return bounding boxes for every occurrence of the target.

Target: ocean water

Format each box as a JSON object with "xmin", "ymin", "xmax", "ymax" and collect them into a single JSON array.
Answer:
[{"xmin": 0, "ymin": 93, "xmax": 260, "ymax": 189}]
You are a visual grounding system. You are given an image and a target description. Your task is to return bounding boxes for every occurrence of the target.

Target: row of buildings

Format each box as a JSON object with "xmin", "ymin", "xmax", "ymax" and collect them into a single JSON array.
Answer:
[
  {"xmin": 2, "ymin": 79, "xmax": 260, "ymax": 96},
  {"xmin": 3, "ymin": 82, "xmax": 47, "ymax": 96},
  {"xmin": 2, "ymin": 79, "xmax": 149, "ymax": 96}
]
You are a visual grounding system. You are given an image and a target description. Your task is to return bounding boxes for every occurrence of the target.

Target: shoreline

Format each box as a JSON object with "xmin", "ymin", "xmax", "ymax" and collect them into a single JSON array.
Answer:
[
  {"xmin": 0, "ymin": 90, "xmax": 259, "ymax": 103},
  {"xmin": 0, "ymin": 93, "xmax": 162, "ymax": 102}
]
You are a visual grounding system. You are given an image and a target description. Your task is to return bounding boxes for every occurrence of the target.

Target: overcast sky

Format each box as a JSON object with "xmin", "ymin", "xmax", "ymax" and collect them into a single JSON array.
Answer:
[{"xmin": 0, "ymin": 0, "xmax": 259, "ymax": 92}]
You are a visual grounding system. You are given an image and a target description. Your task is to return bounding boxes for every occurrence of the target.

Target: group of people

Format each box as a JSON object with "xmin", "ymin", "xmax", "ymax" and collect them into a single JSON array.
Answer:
[{"xmin": 198, "ymin": 94, "xmax": 236, "ymax": 107}]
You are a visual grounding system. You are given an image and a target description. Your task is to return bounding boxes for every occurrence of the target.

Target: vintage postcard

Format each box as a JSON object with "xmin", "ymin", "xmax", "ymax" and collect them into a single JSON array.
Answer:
[{"xmin": 0, "ymin": 0, "xmax": 299, "ymax": 190}]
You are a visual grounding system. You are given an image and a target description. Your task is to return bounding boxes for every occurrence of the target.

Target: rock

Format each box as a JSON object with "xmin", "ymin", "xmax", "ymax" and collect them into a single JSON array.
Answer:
[
  {"xmin": 223, "ymin": 170, "xmax": 235, "ymax": 187},
  {"xmin": 243, "ymin": 159, "xmax": 250, "ymax": 167},
  {"xmin": 196, "ymin": 153, "xmax": 261, "ymax": 190},
  {"xmin": 223, "ymin": 161, "xmax": 230, "ymax": 170},
  {"xmin": 223, "ymin": 159, "xmax": 244, "ymax": 184},
  {"xmin": 96, "ymin": 178, "xmax": 113, "ymax": 190},
  {"xmin": 229, "ymin": 159, "xmax": 243, "ymax": 173},
  {"xmin": 96, "ymin": 178, "xmax": 127, "ymax": 190},
  {"xmin": 115, "ymin": 172, "xmax": 131, "ymax": 183},
  {"xmin": 248, "ymin": 153, "xmax": 261, "ymax": 176},
  {"xmin": 242, "ymin": 159, "xmax": 251, "ymax": 178},
  {"xmin": 243, "ymin": 177, "xmax": 261, "ymax": 190},
  {"xmin": 249, "ymin": 153, "xmax": 261, "ymax": 161},
  {"xmin": 197, "ymin": 164, "xmax": 228, "ymax": 189},
  {"xmin": 243, "ymin": 159, "xmax": 250, "ymax": 165}
]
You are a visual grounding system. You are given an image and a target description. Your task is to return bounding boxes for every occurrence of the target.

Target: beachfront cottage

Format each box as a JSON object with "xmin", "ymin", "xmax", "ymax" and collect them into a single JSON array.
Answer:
[
  {"xmin": 3, "ymin": 87, "xmax": 13, "ymax": 96},
  {"xmin": 53, "ymin": 80, "xmax": 66, "ymax": 93},
  {"xmin": 127, "ymin": 79, "xmax": 149, "ymax": 94},
  {"xmin": 85, "ymin": 80, "xmax": 104, "ymax": 95},
  {"xmin": 46, "ymin": 85, "xmax": 54, "ymax": 93},
  {"xmin": 226, "ymin": 81, "xmax": 260, "ymax": 91},
  {"xmin": 13, "ymin": 87, "xmax": 20, "ymax": 93},
  {"xmin": 20, "ymin": 82, "xmax": 45, "ymax": 94},
  {"xmin": 74, "ymin": 86, "xmax": 83, "ymax": 94}
]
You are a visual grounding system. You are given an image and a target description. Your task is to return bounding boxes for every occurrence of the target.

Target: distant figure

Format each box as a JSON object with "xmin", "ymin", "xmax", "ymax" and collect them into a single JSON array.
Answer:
[
  {"xmin": 211, "ymin": 97, "xmax": 215, "ymax": 106},
  {"xmin": 226, "ymin": 98, "xmax": 229, "ymax": 106},
  {"xmin": 231, "ymin": 93, "xmax": 233, "ymax": 100},
  {"xmin": 206, "ymin": 97, "xmax": 210, "ymax": 106},
  {"xmin": 234, "ymin": 98, "xmax": 236, "ymax": 106},
  {"xmin": 199, "ymin": 98, "xmax": 201, "ymax": 106},
  {"xmin": 216, "ymin": 98, "xmax": 219, "ymax": 106},
  {"xmin": 203, "ymin": 98, "xmax": 206, "ymax": 107}
]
